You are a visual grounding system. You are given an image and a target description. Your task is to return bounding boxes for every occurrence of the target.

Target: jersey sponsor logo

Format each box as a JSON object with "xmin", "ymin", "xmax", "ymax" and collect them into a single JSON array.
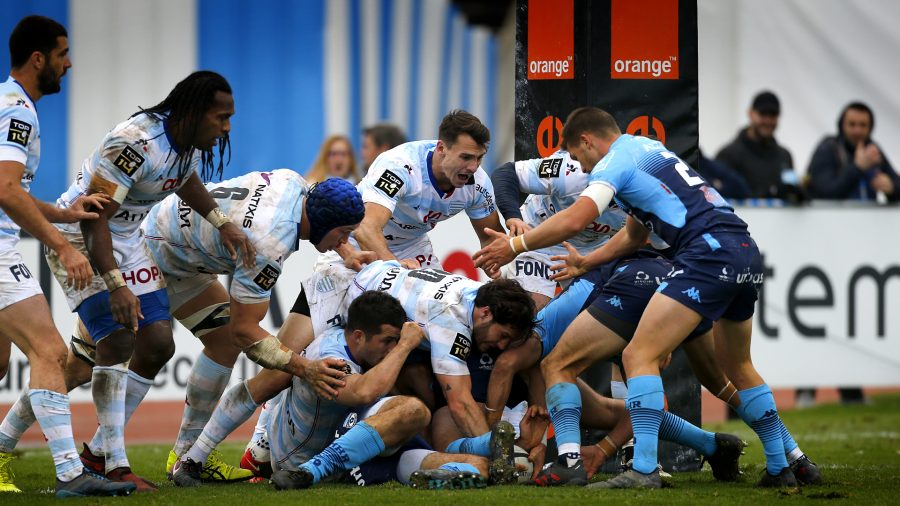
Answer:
[
  {"xmin": 242, "ymin": 183, "xmax": 268, "ymax": 227},
  {"xmin": 449, "ymin": 333, "xmax": 471, "ymax": 361},
  {"xmin": 122, "ymin": 266, "xmax": 161, "ymax": 285},
  {"xmin": 8, "ymin": 263, "xmax": 33, "ymax": 282},
  {"xmin": 253, "ymin": 264, "xmax": 281, "ymax": 290},
  {"xmin": 177, "ymin": 199, "xmax": 192, "ymax": 228},
  {"xmin": 514, "ymin": 259, "xmax": 550, "ymax": 279},
  {"xmin": 478, "ymin": 352, "xmax": 494, "ymax": 371},
  {"xmin": 536, "ymin": 116, "xmax": 564, "ymax": 158},
  {"xmin": 434, "ymin": 275, "xmax": 463, "ymax": 300},
  {"xmin": 375, "ymin": 170, "xmax": 403, "ymax": 197},
  {"xmin": 112, "ymin": 146, "xmax": 145, "ymax": 177},
  {"xmin": 113, "ymin": 208, "xmax": 148, "ymax": 222},
  {"xmin": 538, "ymin": 158, "xmax": 563, "ymax": 178},
  {"xmin": 6, "ymin": 119, "xmax": 32, "ymax": 147},
  {"xmin": 377, "ymin": 267, "xmax": 401, "ymax": 291},
  {"xmin": 605, "ymin": 295, "xmax": 624, "ymax": 309},
  {"xmin": 626, "ymin": 115, "xmax": 667, "ymax": 145}
]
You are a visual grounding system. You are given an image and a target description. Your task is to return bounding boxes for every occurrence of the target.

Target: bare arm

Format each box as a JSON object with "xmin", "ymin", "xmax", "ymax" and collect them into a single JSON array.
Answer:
[
  {"xmin": 335, "ymin": 322, "xmax": 424, "ymax": 406},
  {"xmin": 0, "ymin": 162, "xmax": 77, "ymax": 255},
  {"xmin": 578, "ymin": 215, "xmax": 649, "ymax": 270},
  {"xmin": 471, "ymin": 210, "xmax": 505, "ymax": 248},
  {"xmin": 352, "ymin": 202, "xmax": 397, "ymax": 261},
  {"xmin": 485, "ymin": 338, "xmax": 541, "ymax": 425},
  {"xmin": 436, "ymin": 373, "xmax": 490, "ymax": 437}
]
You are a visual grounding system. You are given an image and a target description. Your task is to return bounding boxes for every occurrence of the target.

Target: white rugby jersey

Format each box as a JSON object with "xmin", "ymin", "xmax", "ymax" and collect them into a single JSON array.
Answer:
[
  {"xmin": 144, "ymin": 169, "xmax": 307, "ymax": 304},
  {"xmin": 349, "ymin": 260, "xmax": 480, "ymax": 376},
  {"xmin": 514, "ymin": 150, "xmax": 668, "ymax": 255},
  {"xmin": 268, "ymin": 327, "xmax": 362, "ymax": 471},
  {"xmin": 356, "ymin": 140, "xmax": 496, "ymax": 251},
  {"xmin": 0, "ymin": 78, "xmax": 40, "ymax": 251},
  {"xmin": 56, "ymin": 113, "xmax": 199, "ymax": 241}
]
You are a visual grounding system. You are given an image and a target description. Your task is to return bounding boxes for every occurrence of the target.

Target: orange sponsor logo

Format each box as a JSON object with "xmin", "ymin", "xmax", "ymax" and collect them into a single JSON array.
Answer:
[
  {"xmin": 536, "ymin": 115, "xmax": 564, "ymax": 158},
  {"xmin": 626, "ymin": 116, "xmax": 666, "ymax": 145},
  {"xmin": 611, "ymin": 0, "xmax": 679, "ymax": 80},
  {"xmin": 527, "ymin": 0, "xmax": 574, "ymax": 80}
]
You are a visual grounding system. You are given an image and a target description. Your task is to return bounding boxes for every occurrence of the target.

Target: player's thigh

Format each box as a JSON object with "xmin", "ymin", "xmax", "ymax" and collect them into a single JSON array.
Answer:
[
  {"xmin": 169, "ymin": 275, "xmax": 227, "ymax": 320},
  {"xmin": 420, "ymin": 450, "xmax": 488, "ymax": 474},
  {"xmin": 623, "ymin": 291, "xmax": 703, "ymax": 370},
  {"xmin": 430, "ymin": 405, "xmax": 465, "ymax": 451},
  {"xmin": 543, "ymin": 310, "xmax": 628, "ymax": 376},
  {"xmin": 63, "ymin": 344, "xmax": 95, "ymax": 391},
  {"xmin": 0, "ymin": 294, "xmax": 66, "ymax": 359},
  {"xmin": 681, "ymin": 330, "xmax": 730, "ymax": 394}
]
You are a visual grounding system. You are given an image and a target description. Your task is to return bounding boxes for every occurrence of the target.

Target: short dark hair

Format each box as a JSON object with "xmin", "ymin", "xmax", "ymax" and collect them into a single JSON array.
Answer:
[
  {"xmin": 439, "ymin": 109, "xmax": 490, "ymax": 148},
  {"xmin": 9, "ymin": 15, "xmax": 67, "ymax": 69},
  {"xmin": 838, "ymin": 101, "xmax": 875, "ymax": 136},
  {"xmin": 474, "ymin": 279, "xmax": 537, "ymax": 342},
  {"xmin": 363, "ymin": 123, "xmax": 406, "ymax": 150},
  {"xmin": 346, "ymin": 291, "xmax": 406, "ymax": 338},
  {"xmin": 560, "ymin": 107, "xmax": 621, "ymax": 150}
]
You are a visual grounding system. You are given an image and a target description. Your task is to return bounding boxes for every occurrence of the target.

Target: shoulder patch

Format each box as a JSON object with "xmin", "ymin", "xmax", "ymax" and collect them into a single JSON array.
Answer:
[
  {"xmin": 449, "ymin": 333, "xmax": 471, "ymax": 361},
  {"xmin": 375, "ymin": 169, "xmax": 404, "ymax": 197},
  {"xmin": 538, "ymin": 158, "xmax": 563, "ymax": 178},
  {"xmin": 112, "ymin": 146, "xmax": 146, "ymax": 177},
  {"xmin": 6, "ymin": 119, "xmax": 32, "ymax": 147},
  {"xmin": 253, "ymin": 264, "xmax": 281, "ymax": 290}
]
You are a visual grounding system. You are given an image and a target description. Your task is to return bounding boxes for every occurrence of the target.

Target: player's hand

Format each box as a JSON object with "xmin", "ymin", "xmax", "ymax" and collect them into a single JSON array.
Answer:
[
  {"xmin": 304, "ymin": 357, "xmax": 348, "ymax": 400},
  {"xmin": 872, "ymin": 172, "xmax": 895, "ymax": 195},
  {"xmin": 62, "ymin": 193, "xmax": 110, "ymax": 222},
  {"xmin": 218, "ymin": 222, "xmax": 257, "ymax": 269},
  {"xmin": 472, "ymin": 228, "xmax": 516, "ymax": 273},
  {"xmin": 56, "ymin": 244, "xmax": 94, "ymax": 291},
  {"xmin": 109, "ymin": 285, "xmax": 142, "ymax": 332},
  {"xmin": 398, "ymin": 257, "xmax": 420, "ymax": 269},
  {"xmin": 527, "ymin": 443, "xmax": 547, "ymax": 481},
  {"xmin": 581, "ymin": 443, "xmax": 610, "ymax": 479},
  {"xmin": 549, "ymin": 242, "xmax": 587, "ymax": 281},
  {"xmin": 516, "ymin": 404, "xmax": 550, "ymax": 451},
  {"xmin": 398, "ymin": 322, "xmax": 425, "ymax": 350},
  {"xmin": 505, "ymin": 218, "xmax": 531, "ymax": 237},
  {"xmin": 344, "ymin": 249, "xmax": 377, "ymax": 271}
]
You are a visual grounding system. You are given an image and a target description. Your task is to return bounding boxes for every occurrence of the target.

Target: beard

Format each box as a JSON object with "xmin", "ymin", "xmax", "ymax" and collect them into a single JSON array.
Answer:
[{"xmin": 37, "ymin": 64, "xmax": 62, "ymax": 96}]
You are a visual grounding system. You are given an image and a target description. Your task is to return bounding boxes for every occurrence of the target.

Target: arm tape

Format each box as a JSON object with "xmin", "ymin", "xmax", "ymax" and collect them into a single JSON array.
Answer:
[{"xmin": 244, "ymin": 335, "xmax": 293, "ymax": 370}]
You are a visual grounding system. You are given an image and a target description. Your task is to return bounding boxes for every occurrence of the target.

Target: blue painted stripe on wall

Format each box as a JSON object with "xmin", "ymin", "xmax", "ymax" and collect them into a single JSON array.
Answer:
[
  {"xmin": 406, "ymin": 0, "xmax": 423, "ymax": 139},
  {"xmin": 349, "ymin": 0, "xmax": 362, "ymax": 149},
  {"xmin": 0, "ymin": 1, "xmax": 68, "ymax": 202},
  {"xmin": 461, "ymin": 26, "xmax": 472, "ymax": 111},
  {"xmin": 486, "ymin": 35, "xmax": 497, "ymax": 170},
  {"xmin": 439, "ymin": 3, "xmax": 456, "ymax": 120},
  {"xmin": 379, "ymin": 0, "xmax": 393, "ymax": 121},
  {"xmin": 198, "ymin": 0, "xmax": 325, "ymax": 180}
]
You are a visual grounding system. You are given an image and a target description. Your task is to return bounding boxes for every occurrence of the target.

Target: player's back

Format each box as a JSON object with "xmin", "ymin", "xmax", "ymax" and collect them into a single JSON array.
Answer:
[{"xmin": 589, "ymin": 135, "xmax": 747, "ymax": 251}]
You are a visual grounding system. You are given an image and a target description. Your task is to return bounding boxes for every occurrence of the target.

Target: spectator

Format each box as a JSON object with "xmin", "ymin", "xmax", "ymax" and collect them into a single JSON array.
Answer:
[
  {"xmin": 806, "ymin": 101, "xmax": 900, "ymax": 202},
  {"xmin": 360, "ymin": 123, "xmax": 406, "ymax": 172},
  {"xmin": 696, "ymin": 149, "xmax": 752, "ymax": 199},
  {"xmin": 715, "ymin": 91, "xmax": 803, "ymax": 202},
  {"xmin": 307, "ymin": 134, "xmax": 358, "ymax": 183}
]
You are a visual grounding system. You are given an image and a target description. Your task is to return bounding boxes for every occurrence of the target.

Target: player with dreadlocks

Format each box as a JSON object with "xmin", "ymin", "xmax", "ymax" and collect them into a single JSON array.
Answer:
[{"xmin": 39, "ymin": 70, "xmax": 254, "ymax": 491}]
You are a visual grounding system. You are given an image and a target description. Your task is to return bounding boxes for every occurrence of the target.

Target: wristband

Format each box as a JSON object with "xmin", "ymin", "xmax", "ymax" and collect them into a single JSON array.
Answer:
[
  {"xmin": 509, "ymin": 234, "xmax": 530, "ymax": 254},
  {"xmin": 102, "ymin": 269, "xmax": 127, "ymax": 292},
  {"xmin": 204, "ymin": 207, "xmax": 231, "ymax": 229},
  {"xmin": 484, "ymin": 405, "xmax": 498, "ymax": 413}
]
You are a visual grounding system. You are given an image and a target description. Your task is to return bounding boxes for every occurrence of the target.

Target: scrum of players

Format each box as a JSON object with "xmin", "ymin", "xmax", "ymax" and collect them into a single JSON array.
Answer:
[{"xmin": 0, "ymin": 15, "xmax": 822, "ymax": 498}]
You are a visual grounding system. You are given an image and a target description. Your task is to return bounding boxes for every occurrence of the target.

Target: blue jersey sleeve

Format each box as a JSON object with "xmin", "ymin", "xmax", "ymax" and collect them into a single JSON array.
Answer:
[{"xmin": 588, "ymin": 149, "xmax": 632, "ymax": 194}]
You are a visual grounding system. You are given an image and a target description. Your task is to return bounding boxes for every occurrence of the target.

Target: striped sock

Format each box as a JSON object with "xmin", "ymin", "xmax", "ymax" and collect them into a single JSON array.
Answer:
[
  {"xmin": 736, "ymin": 384, "xmax": 788, "ymax": 475},
  {"xmin": 88, "ymin": 369, "xmax": 153, "ymax": 455},
  {"xmin": 0, "ymin": 391, "xmax": 36, "ymax": 453},
  {"xmin": 173, "ymin": 353, "xmax": 233, "ymax": 456},
  {"xmin": 300, "ymin": 421, "xmax": 385, "ymax": 484},
  {"xmin": 627, "ymin": 375, "xmax": 665, "ymax": 475},
  {"xmin": 546, "ymin": 382, "xmax": 582, "ymax": 464},
  {"xmin": 658, "ymin": 410, "xmax": 717, "ymax": 456},
  {"xmin": 28, "ymin": 389, "xmax": 84, "ymax": 482},
  {"xmin": 445, "ymin": 431, "xmax": 491, "ymax": 457},
  {"xmin": 185, "ymin": 380, "xmax": 258, "ymax": 465},
  {"xmin": 92, "ymin": 363, "xmax": 130, "ymax": 472}
]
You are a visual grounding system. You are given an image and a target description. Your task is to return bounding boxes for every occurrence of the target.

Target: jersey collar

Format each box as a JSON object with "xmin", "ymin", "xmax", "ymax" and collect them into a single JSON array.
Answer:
[
  {"xmin": 427, "ymin": 150, "xmax": 454, "ymax": 199},
  {"xmin": 9, "ymin": 77, "xmax": 37, "ymax": 111}
]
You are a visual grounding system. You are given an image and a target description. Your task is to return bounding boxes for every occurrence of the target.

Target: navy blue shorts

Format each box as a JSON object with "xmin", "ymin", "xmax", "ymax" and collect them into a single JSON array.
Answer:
[
  {"xmin": 656, "ymin": 232, "xmax": 763, "ymax": 322},
  {"xmin": 77, "ymin": 288, "xmax": 171, "ymax": 341},
  {"xmin": 341, "ymin": 435, "xmax": 433, "ymax": 486},
  {"xmin": 586, "ymin": 256, "xmax": 713, "ymax": 342}
]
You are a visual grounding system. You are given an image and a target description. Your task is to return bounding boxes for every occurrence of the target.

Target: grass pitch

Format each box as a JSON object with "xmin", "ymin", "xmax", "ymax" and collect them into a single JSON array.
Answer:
[{"xmin": 3, "ymin": 393, "xmax": 899, "ymax": 505}]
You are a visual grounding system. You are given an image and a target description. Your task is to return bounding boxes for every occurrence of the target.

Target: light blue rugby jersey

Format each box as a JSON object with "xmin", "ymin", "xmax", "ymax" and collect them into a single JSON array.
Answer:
[
  {"xmin": 268, "ymin": 327, "xmax": 362, "ymax": 470},
  {"xmin": 0, "ymin": 77, "xmax": 40, "ymax": 250},
  {"xmin": 355, "ymin": 140, "xmax": 495, "ymax": 250},
  {"xmin": 349, "ymin": 260, "xmax": 479, "ymax": 376},
  {"xmin": 144, "ymin": 169, "xmax": 306, "ymax": 304},
  {"xmin": 514, "ymin": 150, "xmax": 668, "ymax": 257},
  {"xmin": 587, "ymin": 134, "xmax": 747, "ymax": 252}
]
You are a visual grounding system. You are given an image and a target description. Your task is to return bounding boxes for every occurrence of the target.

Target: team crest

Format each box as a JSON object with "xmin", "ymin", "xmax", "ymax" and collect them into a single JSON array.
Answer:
[
  {"xmin": 538, "ymin": 158, "xmax": 562, "ymax": 178},
  {"xmin": 375, "ymin": 170, "xmax": 404, "ymax": 197},
  {"xmin": 449, "ymin": 333, "xmax": 471, "ymax": 361},
  {"xmin": 6, "ymin": 119, "xmax": 32, "ymax": 147},
  {"xmin": 253, "ymin": 264, "xmax": 281, "ymax": 290},
  {"xmin": 112, "ymin": 146, "xmax": 145, "ymax": 177}
]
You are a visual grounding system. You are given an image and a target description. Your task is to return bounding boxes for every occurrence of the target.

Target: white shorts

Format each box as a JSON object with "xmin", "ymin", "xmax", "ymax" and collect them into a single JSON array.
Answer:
[
  {"xmin": 165, "ymin": 273, "xmax": 218, "ymax": 313},
  {"xmin": 301, "ymin": 262, "xmax": 358, "ymax": 337},
  {"xmin": 501, "ymin": 250, "xmax": 558, "ymax": 299},
  {"xmin": 44, "ymin": 229, "xmax": 167, "ymax": 310},
  {"xmin": 0, "ymin": 248, "xmax": 43, "ymax": 311}
]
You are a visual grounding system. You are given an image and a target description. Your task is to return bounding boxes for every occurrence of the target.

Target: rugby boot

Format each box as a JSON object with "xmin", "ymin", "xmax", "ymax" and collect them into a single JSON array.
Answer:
[
  {"xmin": 703, "ymin": 433, "xmax": 747, "ymax": 481},
  {"xmin": 488, "ymin": 421, "xmax": 517, "ymax": 484},
  {"xmin": 241, "ymin": 446, "xmax": 273, "ymax": 479},
  {"xmin": 790, "ymin": 455, "xmax": 822, "ymax": 485},
  {"xmin": 172, "ymin": 457, "xmax": 203, "ymax": 488},
  {"xmin": 270, "ymin": 468, "xmax": 314, "ymax": 490},
  {"xmin": 409, "ymin": 468, "xmax": 487, "ymax": 490},
  {"xmin": 587, "ymin": 468, "xmax": 662, "ymax": 489},
  {"xmin": 202, "ymin": 449, "xmax": 254, "ymax": 482},
  {"xmin": 533, "ymin": 459, "xmax": 588, "ymax": 486},
  {"xmin": 757, "ymin": 467, "xmax": 798, "ymax": 488},
  {"xmin": 106, "ymin": 466, "xmax": 158, "ymax": 492},
  {"xmin": 79, "ymin": 443, "xmax": 105, "ymax": 474},
  {"xmin": 55, "ymin": 468, "xmax": 136, "ymax": 498},
  {"xmin": 0, "ymin": 452, "xmax": 22, "ymax": 493},
  {"xmin": 165, "ymin": 450, "xmax": 177, "ymax": 480}
]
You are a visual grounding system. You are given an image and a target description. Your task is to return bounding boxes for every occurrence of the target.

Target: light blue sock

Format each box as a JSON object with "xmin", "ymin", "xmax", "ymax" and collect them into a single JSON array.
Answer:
[
  {"xmin": 300, "ymin": 421, "xmax": 385, "ymax": 484},
  {"xmin": 778, "ymin": 416, "xmax": 800, "ymax": 457},
  {"xmin": 0, "ymin": 391, "xmax": 35, "ymax": 453},
  {"xmin": 185, "ymin": 380, "xmax": 258, "ymax": 464},
  {"xmin": 92, "ymin": 364, "xmax": 129, "ymax": 471},
  {"xmin": 546, "ymin": 382, "xmax": 582, "ymax": 461},
  {"xmin": 90, "ymin": 370, "xmax": 153, "ymax": 455},
  {"xmin": 658, "ymin": 411, "xmax": 717, "ymax": 456},
  {"xmin": 173, "ymin": 353, "xmax": 233, "ymax": 456},
  {"xmin": 445, "ymin": 431, "xmax": 491, "ymax": 457},
  {"xmin": 29, "ymin": 389, "xmax": 84, "ymax": 481},
  {"xmin": 736, "ymin": 384, "xmax": 788, "ymax": 475},
  {"xmin": 439, "ymin": 462, "xmax": 481, "ymax": 474},
  {"xmin": 627, "ymin": 375, "xmax": 665, "ymax": 475}
]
